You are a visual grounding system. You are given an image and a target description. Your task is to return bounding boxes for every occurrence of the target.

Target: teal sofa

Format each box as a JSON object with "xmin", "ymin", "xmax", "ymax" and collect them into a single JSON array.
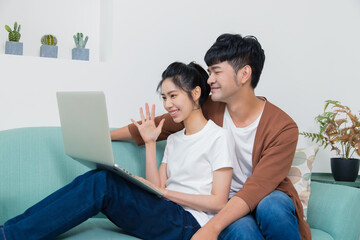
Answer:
[{"xmin": 1, "ymin": 127, "xmax": 360, "ymax": 240}]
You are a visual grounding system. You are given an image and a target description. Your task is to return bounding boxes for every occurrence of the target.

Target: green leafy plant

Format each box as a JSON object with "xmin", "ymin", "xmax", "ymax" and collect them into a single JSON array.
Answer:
[
  {"xmin": 73, "ymin": 32, "xmax": 88, "ymax": 48},
  {"xmin": 41, "ymin": 35, "xmax": 57, "ymax": 46},
  {"xmin": 300, "ymin": 100, "xmax": 360, "ymax": 159},
  {"xmin": 4, "ymin": 22, "xmax": 21, "ymax": 42}
]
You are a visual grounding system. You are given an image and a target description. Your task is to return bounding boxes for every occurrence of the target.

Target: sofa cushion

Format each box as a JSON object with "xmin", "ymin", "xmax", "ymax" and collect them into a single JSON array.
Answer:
[
  {"xmin": 310, "ymin": 228, "xmax": 334, "ymax": 240},
  {"xmin": 288, "ymin": 145, "xmax": 319, "ymax": 220},
  {"xmin": 0, "ymin": 127, "xmax": 86, "ymax": 224},
  {"xmin": 0, "ymin": 127, "xmax": 165, "ymax": 225},
  {"xmin": 56, "ymin": 218, "xmax": 140, "ymax": 239},
  {"xmin": 307, "ymin": 182, "xmax": 360, "ymax": 240}
]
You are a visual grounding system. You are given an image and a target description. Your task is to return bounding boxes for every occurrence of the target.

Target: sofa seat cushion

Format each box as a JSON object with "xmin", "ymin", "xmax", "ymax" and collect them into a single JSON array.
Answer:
[
  {"xmin": 310, "ymin": 228, "xmax": 334, "ymax": 240},
  {"xmin": 56, "ymin": 218, "xmax": 141, "ymax": 240}
]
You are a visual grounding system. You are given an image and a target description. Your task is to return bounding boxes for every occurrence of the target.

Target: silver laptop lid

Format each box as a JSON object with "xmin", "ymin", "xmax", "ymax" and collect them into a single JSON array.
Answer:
[{"xmin": 56, "ymin": 91, "xmax": 114, "ymax": 166}]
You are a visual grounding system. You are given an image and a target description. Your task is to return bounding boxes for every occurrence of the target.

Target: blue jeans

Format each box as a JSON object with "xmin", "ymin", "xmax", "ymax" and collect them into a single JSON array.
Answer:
[
  {"xmin": 219, "ymin": 190, "xmax": 301, "ymax": 240},
  {"xmin": 0, "ymin": 170, "xmax": 200, "ymax": 240}
]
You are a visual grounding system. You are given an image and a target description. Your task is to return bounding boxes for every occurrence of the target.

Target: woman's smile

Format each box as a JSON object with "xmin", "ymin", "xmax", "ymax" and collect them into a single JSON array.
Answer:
[{"xmin": 168, "ymin": 109, "xmax": 179, "ymax": 118}]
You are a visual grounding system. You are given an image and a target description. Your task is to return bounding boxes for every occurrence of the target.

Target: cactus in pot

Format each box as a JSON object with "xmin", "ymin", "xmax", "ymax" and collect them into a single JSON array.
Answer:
[
  {"xmin": 4, "ymin": 21, "xmax": 23, "ymax": 55},
  {"xmin": 40, "ymin": 34, "xmax": 58, "ymax": 58},
  {"xmin": 72, "ymin": 32, "xmax": 89, "ymax": 61},
  {"xmin": 5, "ymin": 22, "xmax": 21, "ymax": 42}
]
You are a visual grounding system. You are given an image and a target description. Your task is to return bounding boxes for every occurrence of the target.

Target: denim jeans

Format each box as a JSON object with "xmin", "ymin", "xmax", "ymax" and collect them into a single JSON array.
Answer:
[
  {"xmin": 0, "ymin": 170, "xmax": 200, "ymax": 240},
  {"xmin": 219, "ymin": 190, "xmax": 301, "ymax": 240}
]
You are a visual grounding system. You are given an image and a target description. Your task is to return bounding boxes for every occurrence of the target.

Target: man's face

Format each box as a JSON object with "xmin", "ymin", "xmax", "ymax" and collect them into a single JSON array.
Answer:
[{"xmin": 207, "ymin": 61, "xmax": 240, "ymax": 103}]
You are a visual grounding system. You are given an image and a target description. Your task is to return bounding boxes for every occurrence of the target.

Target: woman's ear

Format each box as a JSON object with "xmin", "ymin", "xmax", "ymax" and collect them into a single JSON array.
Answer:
[{"xmin": 191, "ymin": 86, "xmax": 201, "ymax": 103}]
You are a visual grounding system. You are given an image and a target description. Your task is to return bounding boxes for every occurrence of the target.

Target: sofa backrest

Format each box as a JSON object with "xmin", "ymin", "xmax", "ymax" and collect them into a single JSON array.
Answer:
[
  {"xmin": 0, "ymin": 127, "xmax": 166, "ymax": 224},
  {"xmin": 308, "ymin": 181, "xmax": 360, "ymax": 240}
]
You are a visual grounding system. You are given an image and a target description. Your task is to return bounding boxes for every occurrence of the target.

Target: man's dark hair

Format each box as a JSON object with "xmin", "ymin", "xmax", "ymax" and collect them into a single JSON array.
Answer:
[
  {"xmin": 204, "ymin": 33, "xmax": 265, "ymax": 89},
  {"xmin": 157, "ymin": 62, "xmax": 210, "ymax": 107}
]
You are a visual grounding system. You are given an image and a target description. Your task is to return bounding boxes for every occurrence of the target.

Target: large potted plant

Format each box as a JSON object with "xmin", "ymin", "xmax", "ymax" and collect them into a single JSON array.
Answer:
[
  {"xmin": 300, "ymin": 100, "xmax": 360, "ymax": 181},
  {"xmin": 4, "ymin": 21, "xmax": 23, "ymax": 55}
]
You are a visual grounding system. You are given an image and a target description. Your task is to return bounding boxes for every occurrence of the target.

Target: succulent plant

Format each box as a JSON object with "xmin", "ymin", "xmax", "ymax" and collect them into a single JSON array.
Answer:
[
  {"xmin": 5, "ymin": 22, "xmax": 21, "ymax": 42},
  {"xmin": 73, "ymin": 32, "xmax": 88, "ymax": 48},
  {"xmin": 41, "ymin": 35, "xmax": 57, "ymax": 46}
]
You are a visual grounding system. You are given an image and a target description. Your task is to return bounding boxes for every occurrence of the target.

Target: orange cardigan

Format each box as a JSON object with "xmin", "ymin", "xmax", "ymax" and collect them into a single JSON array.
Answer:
[{"xmin": 128, "ymin": 97, "xmax": 311, "ymax": 240}]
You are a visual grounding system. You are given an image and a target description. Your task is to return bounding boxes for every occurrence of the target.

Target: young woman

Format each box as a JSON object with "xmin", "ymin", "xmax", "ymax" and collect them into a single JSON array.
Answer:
[{"xmin": 0, "ymin": 62, "xmax": 234, "ymax": 240}]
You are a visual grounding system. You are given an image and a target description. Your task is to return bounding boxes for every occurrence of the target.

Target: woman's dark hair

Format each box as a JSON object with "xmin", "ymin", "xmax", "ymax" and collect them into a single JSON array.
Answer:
[
  {"xmin": 204, "ymin": 33, "xmax": 265, "ymax": 89},
  {"xmin": 157, "ymin": 62, "xmax": 210, "ymax": 107}
]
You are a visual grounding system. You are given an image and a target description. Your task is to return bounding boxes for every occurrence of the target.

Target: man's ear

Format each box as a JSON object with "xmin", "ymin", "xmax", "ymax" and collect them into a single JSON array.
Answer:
[
  {"xmin": 238, "ymin": 65, "xmax": 252, "ymax": 85},
  {"xmin": 192, "ymin": 86, "xmax": 201, "ymax": 103}
]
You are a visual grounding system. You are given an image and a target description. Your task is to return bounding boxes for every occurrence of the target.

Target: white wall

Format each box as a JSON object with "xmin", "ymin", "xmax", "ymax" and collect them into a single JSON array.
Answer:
[
  {"xmin": 0, "ymin": 0, "xmax": 100, "ymax": 60},
  {"xmin": 1, "ymin": 0, "xmax": 360, "ymax": 172}
]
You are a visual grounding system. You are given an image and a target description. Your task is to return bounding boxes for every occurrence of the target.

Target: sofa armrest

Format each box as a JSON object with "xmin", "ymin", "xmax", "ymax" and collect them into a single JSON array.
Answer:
[{"xmin": 307, "ymin": 181, "xmax": 360, "ymax": 240}]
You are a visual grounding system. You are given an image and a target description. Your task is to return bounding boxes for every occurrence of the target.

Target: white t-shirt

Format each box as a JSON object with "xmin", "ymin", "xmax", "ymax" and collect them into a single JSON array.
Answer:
[
  {"xmin": 222, "ymin": 106, "xmax": 263, "ymax": 198},
  {"xmin": 162, "ymin": 120, "xmax": 234, "ymax": 226}
]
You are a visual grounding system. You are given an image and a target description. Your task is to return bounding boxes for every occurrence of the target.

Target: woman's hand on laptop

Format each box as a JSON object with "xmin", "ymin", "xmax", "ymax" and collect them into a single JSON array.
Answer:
[
  {"xmin": 131, "ymin": 103, "xmax": 165, "ymax": 144},
  {"xmin": 136, "ymin": 176, "xmax": 166, "ymax": 195}
]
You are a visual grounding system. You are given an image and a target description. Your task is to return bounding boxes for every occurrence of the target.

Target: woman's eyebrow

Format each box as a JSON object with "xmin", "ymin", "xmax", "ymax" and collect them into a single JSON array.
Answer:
[{"xmin": 161, "ymin": 90, "xmax": 177, "ymax": 95}]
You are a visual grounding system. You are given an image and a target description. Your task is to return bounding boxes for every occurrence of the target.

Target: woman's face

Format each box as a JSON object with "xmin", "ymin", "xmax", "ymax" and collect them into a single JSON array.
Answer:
[{"xmin": 161, "ymin": 78, "xmax": 195, "ymax": 123}]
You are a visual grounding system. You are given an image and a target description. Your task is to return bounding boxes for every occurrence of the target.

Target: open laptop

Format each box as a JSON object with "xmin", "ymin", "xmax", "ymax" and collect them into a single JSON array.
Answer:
[{"xmin": 56, "ymin": 91, "xmax": 163, "ymax": 197}]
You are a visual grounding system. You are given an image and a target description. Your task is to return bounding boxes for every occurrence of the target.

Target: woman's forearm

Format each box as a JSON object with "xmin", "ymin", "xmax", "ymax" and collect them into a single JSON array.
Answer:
[
  {"xmin": 164, "ymin": 189, "xmax": 227, "ymax": 213},
  {"xmin": 145, "ymin": 141, "xmax": 161, "ymax": 187}
]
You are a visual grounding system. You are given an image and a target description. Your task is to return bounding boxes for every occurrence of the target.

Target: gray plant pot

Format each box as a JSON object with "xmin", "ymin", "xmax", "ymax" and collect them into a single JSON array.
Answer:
[
  {"xmin": 40, "ymin": 45, "xmax": 58, "ymax": 58},
  {"xmin": 5, "ymin": 41, "xmax": 23, "ymax": 55},
  {"xmin": 72, "ymin": 48, "xmax": 89, "ymax": 61}
]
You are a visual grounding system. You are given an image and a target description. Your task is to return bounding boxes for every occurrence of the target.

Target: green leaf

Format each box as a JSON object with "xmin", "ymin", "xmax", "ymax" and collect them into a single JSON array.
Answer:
[{"xmin": 5, "ymin": 25, "xmax": 11, "ymax": 32}]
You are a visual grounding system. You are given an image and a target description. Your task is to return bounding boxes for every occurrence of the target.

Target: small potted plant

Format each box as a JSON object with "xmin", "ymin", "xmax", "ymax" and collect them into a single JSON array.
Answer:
[
  {"xmin": 4, "ymin": 22, "xmax": 23, "ymax": 55},
  {"xmin": 300, "ymin": 100, "xmax": 360, "ymax": 181},
  {"xmin": 40, "ymin": 34, "xmax": 58, "ymax": 58},
  {"xmin": 72, "ymin": 32, "xmax": 89, "ymax": 61}
]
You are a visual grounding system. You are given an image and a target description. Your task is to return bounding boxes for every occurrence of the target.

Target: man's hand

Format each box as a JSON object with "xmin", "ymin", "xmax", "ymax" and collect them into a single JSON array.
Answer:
[
  {"xmin": 131, "ymin": 103, "xmax": 165, "ymax": 144},
  {"xmin": 191, "ymin": 225, "xmax": 220, "ymax": 240}
]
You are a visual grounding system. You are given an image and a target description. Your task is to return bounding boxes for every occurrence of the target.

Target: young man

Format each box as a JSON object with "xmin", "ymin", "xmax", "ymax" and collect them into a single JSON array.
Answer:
[{"xmin": 111, "ymin": 34, "xmax": 311, "ymax": 240}]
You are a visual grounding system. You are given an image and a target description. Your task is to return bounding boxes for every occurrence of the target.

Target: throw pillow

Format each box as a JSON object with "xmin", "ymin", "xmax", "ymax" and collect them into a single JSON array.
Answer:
[{"xmin": 287, "ymin": 144, "xmax": 319, "ymax": 220}]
